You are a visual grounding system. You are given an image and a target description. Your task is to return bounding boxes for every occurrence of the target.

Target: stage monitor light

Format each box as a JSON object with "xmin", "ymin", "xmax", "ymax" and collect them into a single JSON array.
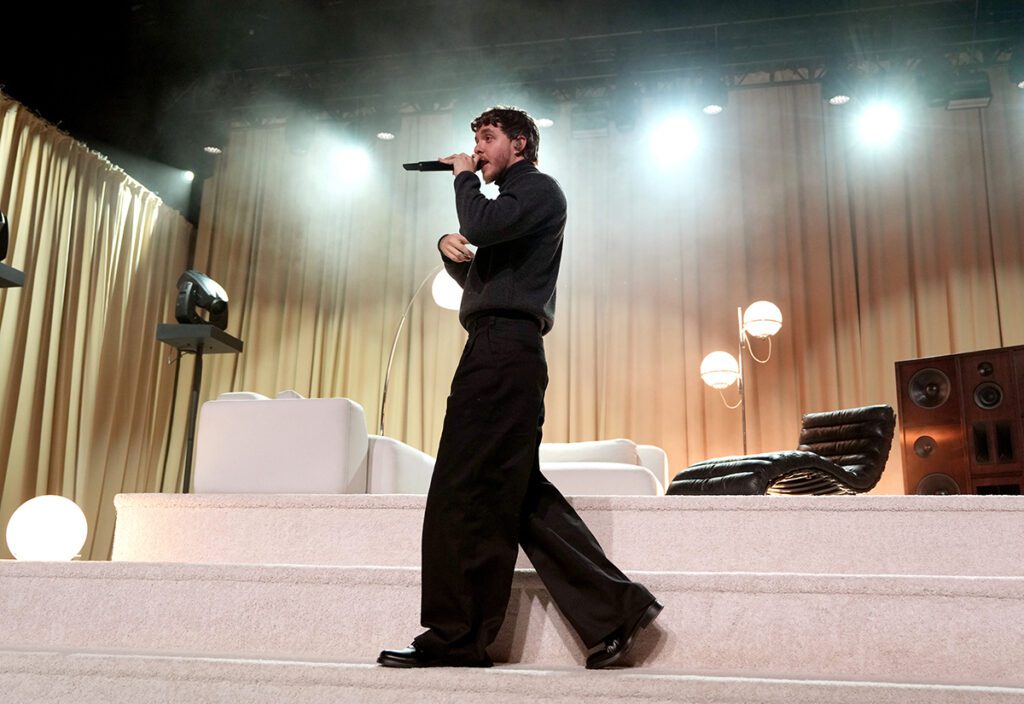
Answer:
[
  {"xmin": 0, "ymin": 208, "xmax": 8, "ymax": 260},
  {"xmin": 6, "ymin": 495, "xmax": 88, "ymax": 561},
  {"xmin": 175, "ymin": 269, "xmax": 229, "ymax": 329}
]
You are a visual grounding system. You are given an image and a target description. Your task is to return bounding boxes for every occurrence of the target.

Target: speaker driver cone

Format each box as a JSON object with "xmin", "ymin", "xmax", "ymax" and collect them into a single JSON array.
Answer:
[
  {"xmin": 973, "ymin": 382, "xmax": 1003, "ymax": 410},
  {"xmin": 913, "ymin": 435, "xmax": 936, "ymax": 458},
  {"xmin": 909, "ymin": 368, "xmax": 951, "ymax": 409},
  {"xmin": 916, "ymin": 473, "xmax": 961, "ymax": 495}
]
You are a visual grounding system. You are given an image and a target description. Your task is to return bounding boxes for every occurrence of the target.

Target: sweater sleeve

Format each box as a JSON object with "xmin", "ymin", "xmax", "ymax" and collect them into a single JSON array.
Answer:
[{"xmin": 453, "ymin": 170, "xmax": 560, "ymax": 246}]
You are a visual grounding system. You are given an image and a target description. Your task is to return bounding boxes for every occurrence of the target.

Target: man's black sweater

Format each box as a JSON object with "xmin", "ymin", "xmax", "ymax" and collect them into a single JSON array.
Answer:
[{"xmin": 441, "ymin": 160, "xmax": 566, "ymax": 335}]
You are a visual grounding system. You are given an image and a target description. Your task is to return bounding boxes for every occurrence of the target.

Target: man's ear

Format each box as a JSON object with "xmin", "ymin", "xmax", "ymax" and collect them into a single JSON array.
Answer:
[{"xmin": 513, "ymin": 136, "xmax": 526, "ymax": 156}]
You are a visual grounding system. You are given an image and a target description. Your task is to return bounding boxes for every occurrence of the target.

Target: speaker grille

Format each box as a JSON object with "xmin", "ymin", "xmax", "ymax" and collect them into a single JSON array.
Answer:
[{"xmin": 909, "ymin": 368, "xmax": 951, "ymax": 409}]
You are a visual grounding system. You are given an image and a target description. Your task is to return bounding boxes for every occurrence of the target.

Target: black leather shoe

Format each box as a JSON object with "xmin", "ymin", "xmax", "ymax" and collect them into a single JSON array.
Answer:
[
  {"xmin": 585, "ymin": 600, "xmax": 664, "ymax": 670},
  {"xmin": 377, "ymin": 645, "xmax": 492, "ymax": 669}
]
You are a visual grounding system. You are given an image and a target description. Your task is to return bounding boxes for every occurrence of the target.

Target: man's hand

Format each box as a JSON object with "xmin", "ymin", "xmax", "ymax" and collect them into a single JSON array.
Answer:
[
  {"xmin": 440, "ymin": 153, "xmax": 478, "ymax": 177},
  {"xmin": 439, "ymin": 233, "xmax": 475, "ymax": 263}
]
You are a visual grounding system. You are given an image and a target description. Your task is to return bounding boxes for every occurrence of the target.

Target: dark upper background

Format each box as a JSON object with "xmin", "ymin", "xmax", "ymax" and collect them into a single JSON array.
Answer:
[{"xmin": 4, "ymin": 1, "xmax": 1023, "ymax": 219}]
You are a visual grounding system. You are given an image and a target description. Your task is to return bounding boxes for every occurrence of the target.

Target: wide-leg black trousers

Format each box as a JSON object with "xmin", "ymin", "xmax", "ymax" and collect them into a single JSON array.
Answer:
[{"xmin": 412, "ymin": 315, "xmax": 656, "ymax": 663}]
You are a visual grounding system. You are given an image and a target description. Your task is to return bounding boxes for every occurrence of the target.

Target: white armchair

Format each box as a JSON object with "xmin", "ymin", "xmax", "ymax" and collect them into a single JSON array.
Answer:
[{"xmin": 193, "ymin": 391, "xmax": 433, "ymax": 494}]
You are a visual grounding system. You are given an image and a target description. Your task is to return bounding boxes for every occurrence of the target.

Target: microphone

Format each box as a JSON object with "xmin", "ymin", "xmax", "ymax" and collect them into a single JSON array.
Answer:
[{"xmin": 403, "ymin": 160, "xmax": 453, "ymax": 172}]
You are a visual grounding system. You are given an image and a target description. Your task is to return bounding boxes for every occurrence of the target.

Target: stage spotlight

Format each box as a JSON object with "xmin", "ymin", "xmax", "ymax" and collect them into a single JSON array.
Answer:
[
  {"xmin": 649, "ymin": 114, "xmax": 699, "ymax": 167},
  {"xmin": 175, "ymin": 269, "xmax": 229, "ymax": 330},
  {"xmin": 375, "ymin": 109, "xmax": 400, "ymax": 141},
  {"xmin": 697, "ymin": 76, "xmax": 728, "ymax": 115},
  {"xmin": 183, "ymin": 171, "xmax": 195, "ymax": 183},
  {"xmin": 1009, "ymin": 48, "xmax": 1024, "ymax": 89},
  {"xmin": 204, "ymin": 145, "xmax": 223, "ymax": 155},
  {"xmin": 855, "ymin": 102, "xmax": 903, "ymax": 146},
  {"xmin": 535, "ymin": 117, "xmax": 555, "ymax": 128},
  {"xmin": 329, "ymin": 144, "xmax": 372, "ymax": 187},
  {"xmin": 822, "ymin": 66, "xmax": 855, "ymax": 105}
]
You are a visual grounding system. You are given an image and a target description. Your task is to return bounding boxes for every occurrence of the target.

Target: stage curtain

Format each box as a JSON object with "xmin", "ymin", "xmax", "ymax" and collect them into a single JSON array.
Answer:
[
  {"xmin": 190, "ymin": 74, "xmax": 1024, "ymax": 495},
  {"xmin": 0, "ymin": 94, "xmax": 192, "ymax": 559}
]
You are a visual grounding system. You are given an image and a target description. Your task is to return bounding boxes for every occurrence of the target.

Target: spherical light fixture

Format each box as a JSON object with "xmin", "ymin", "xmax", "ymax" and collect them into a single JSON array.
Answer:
[
  {"xmin": 700, "ymin": 351, "xmax": 740, "ymax": 389},
  {"xmin": 431, "ymin": 269, "xmax": 463, "ymax": 311},
  {"xmin": 742, "ymin": 301, "xmax": 783, "ymax": 338},
  {"xmin": 6, "ymin": 496, "xmax": 88, "ymax": 561}
]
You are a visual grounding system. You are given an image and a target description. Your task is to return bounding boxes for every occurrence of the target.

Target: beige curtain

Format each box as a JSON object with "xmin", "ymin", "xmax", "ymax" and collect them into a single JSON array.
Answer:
[
  {"xmin": 191, "ymin": 72, "xmax": 1024, "ymax": 495},
  {"xmin": 0, "ymin": 94, "xmax": 192, "ymax": 559}
]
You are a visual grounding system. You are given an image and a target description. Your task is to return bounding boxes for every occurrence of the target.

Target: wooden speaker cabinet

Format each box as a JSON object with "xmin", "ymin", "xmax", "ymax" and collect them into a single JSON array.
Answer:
[{"xmin": 895, "ymin": 345, "xmax": 1024, "ymax": 494}]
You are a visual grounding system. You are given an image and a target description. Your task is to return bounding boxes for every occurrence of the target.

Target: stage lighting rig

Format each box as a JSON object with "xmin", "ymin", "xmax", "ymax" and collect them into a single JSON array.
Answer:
[
  {"xmin": 157, "ymin": 270, "xmax": 243, "ymax": 493},
  {"xmin": 175, "ymin": 269, "xmax": 230, "ymax": 329}
]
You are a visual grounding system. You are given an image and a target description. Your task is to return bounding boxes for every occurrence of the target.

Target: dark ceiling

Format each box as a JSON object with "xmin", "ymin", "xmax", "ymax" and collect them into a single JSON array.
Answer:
[{"xmin": 5, "ymin": 0, "xmax": 1023, "ymax": 177}]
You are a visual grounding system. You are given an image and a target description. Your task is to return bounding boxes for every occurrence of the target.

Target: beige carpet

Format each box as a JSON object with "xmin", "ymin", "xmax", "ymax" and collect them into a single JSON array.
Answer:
[{"xmin": 4, "ymin": 492, "xmax": 1024, "ymax": 701}]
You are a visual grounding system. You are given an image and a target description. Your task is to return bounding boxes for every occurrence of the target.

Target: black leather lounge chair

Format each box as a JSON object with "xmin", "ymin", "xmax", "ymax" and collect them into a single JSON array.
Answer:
[{"xmin": 666, "ymin": 405, "xmax": 896, "ymax": 495}]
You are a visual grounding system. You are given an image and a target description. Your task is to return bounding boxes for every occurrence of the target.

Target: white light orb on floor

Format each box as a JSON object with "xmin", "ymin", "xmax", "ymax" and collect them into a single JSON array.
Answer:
[
  {"xmin": 6, "ymin": 495, "xmax": 88, "ymax": 561},
  {"xmin": 431, "ymin": 270, "xmax": 463, "ymax": 311},
  {"xmin": 742, "ymin": 300, "xmax": 783, "ymax": 338},
  {"xmin": 700, "ymin": 351, "xmax": 740, "ymax": 389}
]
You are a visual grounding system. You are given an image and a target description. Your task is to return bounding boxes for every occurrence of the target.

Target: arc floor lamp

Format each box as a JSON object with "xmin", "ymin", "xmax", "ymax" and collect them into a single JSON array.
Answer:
[{"xmin": 378, "ymin": 264, "xmax": 462, "ymax": 435}]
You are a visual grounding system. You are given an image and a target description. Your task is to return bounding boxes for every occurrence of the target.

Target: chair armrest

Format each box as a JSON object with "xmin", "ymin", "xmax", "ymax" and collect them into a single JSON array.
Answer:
[
  {"xmin": 366, "ymin": 435, "xmax": 435, "ymax": 494},
  {"xmin": 637, "ymin": 444, "xmax": 669, "ymax": 489}
]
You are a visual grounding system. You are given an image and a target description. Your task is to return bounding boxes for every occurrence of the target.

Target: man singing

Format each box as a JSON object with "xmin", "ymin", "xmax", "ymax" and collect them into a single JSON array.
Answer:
[{"xmin": 378, "ymin": 106, "xmax": 661, "ymax": 670}]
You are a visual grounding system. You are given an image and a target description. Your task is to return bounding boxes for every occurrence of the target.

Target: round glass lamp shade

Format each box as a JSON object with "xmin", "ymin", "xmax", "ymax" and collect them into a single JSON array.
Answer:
[
  {"xmin": 6, "ymin": 495, "xmax": 88, "ymax": 561},
  {"xmin": 431, "ymin": 270, "xmax": 463, "ymax": 311},
  {"xmin": 742, "ymin": 300, "xmax": 783, "ymax": 338},
  {"xmin": 700, "ymin": 351, "xmax": 740, "ymax": 389}
]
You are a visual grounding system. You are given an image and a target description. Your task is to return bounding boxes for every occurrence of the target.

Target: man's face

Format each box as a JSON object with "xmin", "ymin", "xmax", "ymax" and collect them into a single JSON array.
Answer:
[{"xmin": 473, "ymin": 123, "xmax": 525, "ymax": 183}]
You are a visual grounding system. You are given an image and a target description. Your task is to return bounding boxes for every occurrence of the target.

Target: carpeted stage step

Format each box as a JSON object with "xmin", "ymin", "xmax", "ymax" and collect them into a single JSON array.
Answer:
[
  {"xmin": 4, "ymin": 649, "xmax": 1023, "ymax": 704},
  {"xmin": 113, "ymin": 493, "xmax": 1024, "ymax": 576},
  {"xmin": 2, "ymin": 560, "xmax": 1023, "ymax": 687}
]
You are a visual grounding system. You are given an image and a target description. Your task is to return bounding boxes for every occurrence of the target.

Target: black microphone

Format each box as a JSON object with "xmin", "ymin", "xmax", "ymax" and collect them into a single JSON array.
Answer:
[{"xmin": 403, "ymin": 160, "xmax": 453, "ymax": 172}]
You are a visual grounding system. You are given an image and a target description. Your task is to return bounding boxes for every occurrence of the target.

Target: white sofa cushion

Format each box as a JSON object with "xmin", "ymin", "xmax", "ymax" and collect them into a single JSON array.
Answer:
[
  {"xmin": 366, "ymin": 435, "xmax": 435, "ymax": 494},
  {"xmin": 538, "ymin": 438, "xmax": 639, "ymax": 466},
  {"xmin": 540, "ymin": 462, "xmax": 664, "ymax": 496}
]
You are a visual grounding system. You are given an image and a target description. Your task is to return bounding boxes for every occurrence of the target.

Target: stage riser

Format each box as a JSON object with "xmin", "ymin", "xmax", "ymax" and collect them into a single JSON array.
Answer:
[
  {"xmin": 3, "ymin": 651, "xmax": 1021, "ymax": 704},
  {"xmin": 2, "ymin": 562, "xmax": 1024, "ymax": 687},
  {"xmin": 112, "ymin": 493, "xmax": 1024, "ymax": 576}
]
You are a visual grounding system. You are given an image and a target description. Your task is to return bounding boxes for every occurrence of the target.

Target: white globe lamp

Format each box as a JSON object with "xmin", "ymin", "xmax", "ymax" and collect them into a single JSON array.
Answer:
[
  {"xmin": 431, "ymin": 270, "xmax": 463, "ymax": 311},
  {"xmin": 700, "ymin": 351, "xmax": 740, "ymax": 389},
  {"xmin": 6, "ymin": 495, "xmax": 88, "ymax": 561},
  {"xmin": 742, "ymin": 300, "xmax": 783, "ymax": 338}
]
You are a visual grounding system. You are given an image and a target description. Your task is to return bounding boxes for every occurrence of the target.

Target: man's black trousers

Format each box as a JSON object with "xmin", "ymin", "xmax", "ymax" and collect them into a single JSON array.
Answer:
[{"xmin": 412, "ymin": 314, "xmax": 656, "ymax": 663}]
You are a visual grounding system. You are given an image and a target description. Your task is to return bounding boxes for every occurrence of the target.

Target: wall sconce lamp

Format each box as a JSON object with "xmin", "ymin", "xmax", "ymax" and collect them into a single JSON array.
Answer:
[{"xmin": 700, "ymin": 300, "xmax": 783, "ymax": 453}]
